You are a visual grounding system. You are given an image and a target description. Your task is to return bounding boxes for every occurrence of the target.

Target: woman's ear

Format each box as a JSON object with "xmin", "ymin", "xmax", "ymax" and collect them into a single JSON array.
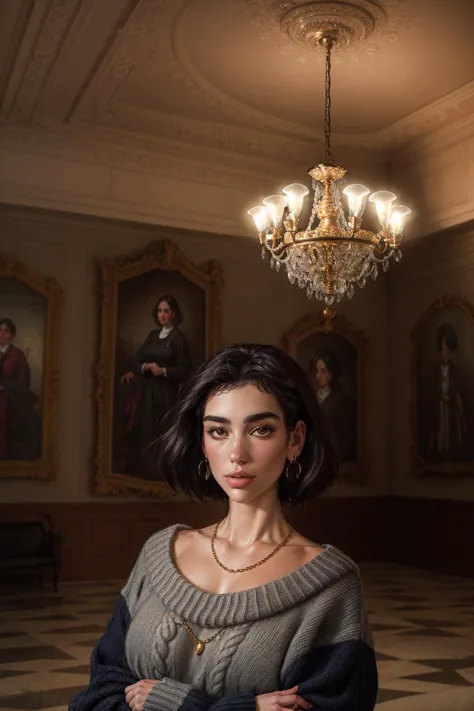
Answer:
[{"xmin": 289, "ymin": 420, "xmax": 306, "ymax": 458}]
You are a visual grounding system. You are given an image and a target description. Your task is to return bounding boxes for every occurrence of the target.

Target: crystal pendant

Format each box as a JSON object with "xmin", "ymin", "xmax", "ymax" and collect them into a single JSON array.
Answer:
[
  {"xmin": 357, "ymin": 276, "xmax": 366, "ymax": 288},
  {"xmin": 261, "ymin": 246, "xmax": 266, "ymax": 259},
  {"xmin": 275, "ymin": 260, "xmax": 281, "ymax": 272},
  {"xmin": 306, "ymin": 285, "xmax": 313, "ymax": 298},
  {"xmin": 382, "ymin": 260, "xmax": 390, "ymax": 272},
  {"xmin": 394, "ymin": 248, "xmax": 402, "ymax": 262},
  {"xmin": 347, "ymin": 284, "xmax": 355, "ymax": 300}
]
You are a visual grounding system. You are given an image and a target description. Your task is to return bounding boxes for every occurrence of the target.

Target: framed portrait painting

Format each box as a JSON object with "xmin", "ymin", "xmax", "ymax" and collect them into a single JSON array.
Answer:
[
  {"xmin": 411, "ymin": 296, "xmax": 474, "ymax": 476},
  {"xmin": 0, "ymin": 256, "xmax": 63, "ymax": 480},
  {"xmin": 94, "ymin": 239, "xmax": 224, "ymax": 496},
  {"xmin": 284, "ymin": 311, "xmax": 368, "ymax": 483}
]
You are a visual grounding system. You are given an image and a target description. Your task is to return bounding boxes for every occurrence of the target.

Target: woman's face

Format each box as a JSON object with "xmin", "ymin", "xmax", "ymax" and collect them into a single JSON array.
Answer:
[
  {"xmin": 315, "ymin": 358, "xmax": 333, "ymax": 389},
  {"xmin": 156, "ymin": 301, "xmax": 175, "ymax": 327},
  {"xmin": 202, "ymin": 383, "xmax": 306, "ymax": 505},
  {"xmin": 0, "ymin": 323, "xmax": 13, "ymax": 346}
]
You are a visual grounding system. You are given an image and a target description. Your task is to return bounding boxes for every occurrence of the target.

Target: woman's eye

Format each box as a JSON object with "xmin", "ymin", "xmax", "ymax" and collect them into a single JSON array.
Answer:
[
  {"xmin": 252, "ymin": 426, "xmax": 274, "ymax": 438},
  {"xmin": 206, "ymin": 427, "xmax": 228, "ymax": 439}
]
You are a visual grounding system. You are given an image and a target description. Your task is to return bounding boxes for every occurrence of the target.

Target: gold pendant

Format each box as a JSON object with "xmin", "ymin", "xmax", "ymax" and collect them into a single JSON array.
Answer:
[{"xmin": 195, "ymin": 641, "xmax": 204, "ymax": 655}]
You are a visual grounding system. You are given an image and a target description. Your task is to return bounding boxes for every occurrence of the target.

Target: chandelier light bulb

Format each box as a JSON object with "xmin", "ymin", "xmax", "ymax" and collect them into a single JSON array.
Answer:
[
  {"xmin": 262, "ymin": 195, "xmax": 287, "ymax": 228},
  {"xmin": 342, "ymin": 184, "xmax": 371, "ymax": 218},
  {"xmin": 389, "ymin": 205, "xmax": 412, "ymax": 237},
  {"xmin": 247, "ymin": 206, "xmax": 269, "ymax": 234},
  {"xmin": 369, "ymin": 191, "xmax": 397, "ymax": 231},
  {"xmin": 282, "ymin": 183, "xmax": 309, "ymax": 221}
]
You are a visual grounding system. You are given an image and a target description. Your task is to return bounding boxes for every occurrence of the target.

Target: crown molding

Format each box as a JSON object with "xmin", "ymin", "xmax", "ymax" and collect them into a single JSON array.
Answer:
[
  {"xmin": 372, "ymin": 80, "xmax": 474, "ymax": 151},
  {"xmin": 0, "ymin": 121, "xmax": 286, "ymax": 190},
  {"xmin": 0, "ymin": 180, "xmax": 246, "ymax": 236}
]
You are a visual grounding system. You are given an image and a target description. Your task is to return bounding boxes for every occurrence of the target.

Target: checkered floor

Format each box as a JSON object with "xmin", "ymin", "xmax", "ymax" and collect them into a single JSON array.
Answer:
[{"xmin": 0, "ymin": 564, "xmax": 474, "ymax": 710}]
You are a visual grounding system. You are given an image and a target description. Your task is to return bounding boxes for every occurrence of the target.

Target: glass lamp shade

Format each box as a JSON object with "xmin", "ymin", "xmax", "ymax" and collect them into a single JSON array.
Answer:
[
  {"xmin": 343, "ymin": 184, "xmax": 370, "ymax": 218},
  {"xmin": 282, "ymin": 183, "xmax": 309, "ymax": 221},
  {"xmin": 247, "ymin": 206, "xmax": 269, "ymax": 233},
  {"xmin": 389, "ymin": 205, "xmax": 411, "ymax": 237},
  {"xmin": 262, "ymin": 194, "xmax": 287, "ymax": 228},
  {"xmin": 369, "ymin": 190, "xmax": 397, "ymax": 231}
]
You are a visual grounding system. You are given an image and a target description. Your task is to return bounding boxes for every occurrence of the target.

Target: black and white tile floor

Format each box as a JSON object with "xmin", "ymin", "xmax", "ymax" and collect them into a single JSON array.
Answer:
[{"xmin": 1, "ymin": 563, "xmax": 474, "ymax": 710}]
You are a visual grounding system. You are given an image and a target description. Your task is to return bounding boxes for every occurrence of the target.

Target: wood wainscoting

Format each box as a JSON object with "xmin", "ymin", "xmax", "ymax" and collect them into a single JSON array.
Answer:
[
  {"xmin": 0, "ymin": 496, "xmax": 472, "ymax": 581},
  {"xmin": 384, "ymin": 496, "xmax": 474, "ymax": 579}
]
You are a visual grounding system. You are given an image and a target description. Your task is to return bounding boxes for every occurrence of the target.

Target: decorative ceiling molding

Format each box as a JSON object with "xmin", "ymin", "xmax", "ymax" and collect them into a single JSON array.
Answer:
[
  {"xmin": 1, "ymin": 0, "xmax": 83, "ymax": 122},
  {"xmin": 33, "ymin": 0, "xmax": 100, "ymax": 119},
  {"xmin": 373, "ymin": 80, "xmax": 474, "ymax": 151},
  {"xmin": 0, "ymin": 122, "xmax": 281, "ymax": 192},
  {"xmin": 98, "ymin": 101, "xmax": 324, "ymax": 165},
  {"xmin": 67, "ymin": 0, "xmax": 143, "ymax": 122},
  {"xmin": 0, "ymin": 0, "xmax": 472, "ymax": 169},
  {"xmin": 239, "ymin": 0, "xmax": 413, "ymax": 65},
  {"xmin": 93, "ymin": 80, "xmax": 474, "ymax": 157}
]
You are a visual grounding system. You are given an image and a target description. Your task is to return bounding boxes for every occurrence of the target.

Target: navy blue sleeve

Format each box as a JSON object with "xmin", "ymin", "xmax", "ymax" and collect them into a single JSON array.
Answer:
[
  {"xmin": 69, "ymin": 594, "xmax": 139, "ymax": 711},
  {"xmin": 283, "ymin": 639, "xmax": 378, "ymax": 711}
]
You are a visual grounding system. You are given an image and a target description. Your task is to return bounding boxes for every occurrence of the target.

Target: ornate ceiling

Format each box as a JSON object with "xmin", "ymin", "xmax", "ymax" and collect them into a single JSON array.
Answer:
[{"xmin": 0, "ymin": 0, "xmax": 473, "ymax": 166}]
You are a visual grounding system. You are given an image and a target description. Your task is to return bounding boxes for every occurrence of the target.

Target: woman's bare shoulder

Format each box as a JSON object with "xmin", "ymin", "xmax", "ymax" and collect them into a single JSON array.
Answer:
[{"xmin": 289, "ymin": 530, "xmax": 325, "ymax": 564}]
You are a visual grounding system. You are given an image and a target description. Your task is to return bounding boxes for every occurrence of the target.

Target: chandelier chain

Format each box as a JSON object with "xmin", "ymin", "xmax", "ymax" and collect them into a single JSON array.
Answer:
[{"xmin": 323, "ymin": 38, "xmax": 333, "ymax": 166}]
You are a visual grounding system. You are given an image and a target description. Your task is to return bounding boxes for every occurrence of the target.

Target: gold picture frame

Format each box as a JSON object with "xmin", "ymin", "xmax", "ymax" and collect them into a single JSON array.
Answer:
[
  {"xmin": 284, "ymin": 310, "xmax": 368, "ymax": 484},
  {"xmin": 411, "ymin": 295, "xmax": 474, "ymax": 477},
  {"xmin": 0, "ymin": 255, "xmax": 63, "ymax": 480},
  {"xmin": 94, "ymin": 239, "xmax": 224, "ymax": 496}
]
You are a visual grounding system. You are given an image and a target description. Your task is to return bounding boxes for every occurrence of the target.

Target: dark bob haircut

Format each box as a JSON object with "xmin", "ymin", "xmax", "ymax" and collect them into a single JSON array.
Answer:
[
  {"xmin": 156, "ymin": 343, "xmax": 338, "ymax": 505},
  {"xmin": 152, "ymin": 295, "xmax": 183, "ymax": 327},
  {"xmin": 0, "ymin": 318, "xmax": 16, "ymax": 336}
]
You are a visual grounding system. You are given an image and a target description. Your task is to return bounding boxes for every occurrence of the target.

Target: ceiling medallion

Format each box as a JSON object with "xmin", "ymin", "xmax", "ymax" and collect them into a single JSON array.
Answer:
[
  {"xmin": 241, "ymin": 0, "xmax": 411, "ymax": 64},
  {"xmin": 279, "ymin": 1, "xmax": 386, "ymax": 52},
  {"xmin": 246, "ymin": 27, "xmax": 411, "ymax": 307}
]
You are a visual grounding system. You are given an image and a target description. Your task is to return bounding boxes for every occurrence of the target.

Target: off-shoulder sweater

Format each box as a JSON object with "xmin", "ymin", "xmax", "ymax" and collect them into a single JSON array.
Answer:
[{"xmin": 70, "ymin": 523, "xmax": 378, "ymax": 711}]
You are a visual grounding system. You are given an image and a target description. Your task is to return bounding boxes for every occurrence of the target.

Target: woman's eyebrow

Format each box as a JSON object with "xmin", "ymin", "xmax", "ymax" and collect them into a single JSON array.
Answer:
[{"xmin": 203, "ymin": 411, "xmax": 281, "ymax": 424}]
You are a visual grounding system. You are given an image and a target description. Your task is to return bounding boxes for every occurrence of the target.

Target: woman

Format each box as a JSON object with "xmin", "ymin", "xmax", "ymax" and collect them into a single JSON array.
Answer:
[
  {"xmin": 0, "ymin": 318, "xmax": 41, "ymax": 460},
  {"xmin": 310, "ymin": 348, "xmax": 356, "ymax": 462},
  {"xmin": 119, "ymin": 295, "xmax": 192, "ymax": 479},
  {"xmin": 72, "ymin": 344, "xmax": 377, "ymax": 711}
]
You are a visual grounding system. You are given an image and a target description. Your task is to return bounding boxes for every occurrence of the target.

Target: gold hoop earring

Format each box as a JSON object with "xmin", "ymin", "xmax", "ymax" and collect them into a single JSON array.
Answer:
[
  {"xmin": 198, "ymin": 458, "xmax": 212, "ymax": 481},
  {"xmin": 285, "ymin": 459, "xmax": 302, "ymax": 480}
]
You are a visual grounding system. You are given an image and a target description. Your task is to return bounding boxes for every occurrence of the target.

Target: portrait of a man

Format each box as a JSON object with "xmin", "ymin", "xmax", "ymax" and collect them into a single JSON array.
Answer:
[{"xmin": 414, "ymin": 298, "xmax": 474, "ymax": 471}]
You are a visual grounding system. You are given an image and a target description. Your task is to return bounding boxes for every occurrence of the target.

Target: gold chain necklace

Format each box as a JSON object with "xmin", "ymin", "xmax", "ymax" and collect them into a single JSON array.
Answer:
[
  {"xmin": 170, "ymin": 611, "xmax": 224, "ymax": 655},
  {"xmin": 210, "ymin": 519, "xmax": 294, "ymax": 574}
]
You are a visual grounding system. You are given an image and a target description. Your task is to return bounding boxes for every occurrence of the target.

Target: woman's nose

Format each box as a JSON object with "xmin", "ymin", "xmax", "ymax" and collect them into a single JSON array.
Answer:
[{"xmin": 229, "ymin": 437, "xmax": 248, "ymax": 464}]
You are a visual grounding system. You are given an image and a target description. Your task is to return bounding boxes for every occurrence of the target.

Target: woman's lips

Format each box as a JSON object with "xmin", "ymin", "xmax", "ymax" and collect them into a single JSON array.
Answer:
[{"xmin": 225, "ymin": 475, "xmax": 255, "ymax": 489}]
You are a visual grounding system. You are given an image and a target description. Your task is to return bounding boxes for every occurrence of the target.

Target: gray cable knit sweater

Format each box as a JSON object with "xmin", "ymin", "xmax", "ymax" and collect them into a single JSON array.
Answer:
[{"xmin": 70, "ymin": 523, "xmax": 378, "ymax": 711}]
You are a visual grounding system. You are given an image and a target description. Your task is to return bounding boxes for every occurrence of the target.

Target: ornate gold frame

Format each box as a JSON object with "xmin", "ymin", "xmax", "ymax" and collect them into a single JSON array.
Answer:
[
  {"xmin": 94, "ymin": 239, "xmax": 224, "ymax": 497},
  {"xmin": 411, "ymin": 295, "xmax": 474, "ymax": 477},
  {"xmin": 284, "ymin": 311, "xmax": 368, "ymax": 484},
  {"xmin": 0, "ymin": 255, "xmax": 63, "ymax": 480}
]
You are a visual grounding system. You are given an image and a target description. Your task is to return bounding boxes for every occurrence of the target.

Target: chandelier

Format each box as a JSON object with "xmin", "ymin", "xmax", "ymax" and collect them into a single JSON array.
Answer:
[{"xmin": 247, "ymin": 28, "xmax": 411, "ymax": 306}]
